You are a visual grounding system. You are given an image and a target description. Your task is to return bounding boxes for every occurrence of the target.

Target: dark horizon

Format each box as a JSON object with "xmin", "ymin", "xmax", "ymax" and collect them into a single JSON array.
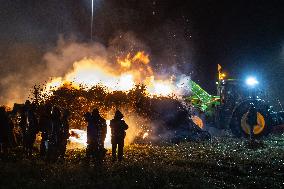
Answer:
[{"xmin": 0, "ymin": 0, "xmax": 283, "ymax": 105}]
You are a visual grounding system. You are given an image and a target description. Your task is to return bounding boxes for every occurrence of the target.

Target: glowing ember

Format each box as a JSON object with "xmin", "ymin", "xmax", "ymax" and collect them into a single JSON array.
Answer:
[{"xmin": 142, "ymin": 132, "xmax": 149, "ymax": 139}]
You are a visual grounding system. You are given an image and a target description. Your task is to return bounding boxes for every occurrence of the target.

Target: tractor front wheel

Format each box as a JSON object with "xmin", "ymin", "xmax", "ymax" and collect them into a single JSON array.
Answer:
[{"xmin": 230, "ymin": 102, "xmax": 271, "ymax": 138}]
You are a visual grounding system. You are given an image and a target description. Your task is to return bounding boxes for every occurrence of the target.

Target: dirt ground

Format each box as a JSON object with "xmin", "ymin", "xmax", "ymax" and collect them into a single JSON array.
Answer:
[{"xmin": 0, "ymin": 135, "xmax": 284, "ymax": 189}]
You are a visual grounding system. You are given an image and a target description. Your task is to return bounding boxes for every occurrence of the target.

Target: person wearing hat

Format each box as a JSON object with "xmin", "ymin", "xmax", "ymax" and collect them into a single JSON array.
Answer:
[{"xmin": 110, "ymin": 110, "xmax": 128, "ymax": 161}]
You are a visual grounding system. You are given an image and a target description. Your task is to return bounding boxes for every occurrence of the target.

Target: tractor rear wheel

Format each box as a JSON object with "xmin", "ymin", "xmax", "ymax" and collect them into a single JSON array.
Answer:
[{"xmin": 230, "ymin": 101, "xmax": 272, "ymax": 138}]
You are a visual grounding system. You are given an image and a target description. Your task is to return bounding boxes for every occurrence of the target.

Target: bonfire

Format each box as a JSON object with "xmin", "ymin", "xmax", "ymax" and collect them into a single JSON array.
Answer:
[{"xmin": 28, "ymin": 51, "xmax": 209, "ymax": 148}]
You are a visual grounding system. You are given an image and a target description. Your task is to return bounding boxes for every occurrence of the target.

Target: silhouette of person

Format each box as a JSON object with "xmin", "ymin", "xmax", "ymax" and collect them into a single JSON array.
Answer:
[
  {"xmin": 47, "ymin": 106, "xmax": 61, "ymax": 161},
  {"xmin": 85, "ymin": 112, "xmax": 97, "ymax": 159},
  {"xmin": 110, "ymin": 110, "xmax": 128, "ymax": 161},
  {"xmin": 0, "ymin": 107, "xmax": 13, "ymax": 154},
  {"xmin": 247, "ymin": 105, "xmax": 257, "ymax": 140},
  {"xmin": 92, "ymin": 108, "xmax": 107, "ymax": 161},
  {"xmin": 22, "ymin": 100, "xmax": 38, "ymax": 156},
  {"xmin": 58, "ymin": 109, "xmax": 70, "ymax": 159},
  {"xmin": 38, "ymin": 103, "xmax": 52, "ymax": 158}
]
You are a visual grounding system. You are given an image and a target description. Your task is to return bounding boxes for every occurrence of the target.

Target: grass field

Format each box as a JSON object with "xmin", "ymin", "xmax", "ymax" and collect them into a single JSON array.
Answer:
[{"xmin": 1, "ymin": 136, "xmax": 284, "ymax": 189}]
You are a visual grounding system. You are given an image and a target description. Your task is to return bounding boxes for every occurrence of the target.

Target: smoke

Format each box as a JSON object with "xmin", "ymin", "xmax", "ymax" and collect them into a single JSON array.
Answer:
[
  {"xmin": 104, "ymin": 109, "xmax": 151, "ymax": 146},
  {"xmin": 0, "ymin": 28, "xmax": 194, "ymax": 107},
  {"xmin": 0, "ymin": 0, "xmax": 196, "ymax": 107},
  {"xmin": 43, "ymin": 36, "xmax": 108, "ymax": 77},
  {"xmin": 0, "ymin": 43, "xmax": 45, "ymax": 106},
  {"xmin": 0, "ymin": 37, "xmax": 105, "ymax": 106}
]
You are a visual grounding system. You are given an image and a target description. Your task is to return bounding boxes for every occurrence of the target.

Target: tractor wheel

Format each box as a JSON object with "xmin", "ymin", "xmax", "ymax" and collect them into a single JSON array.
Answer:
[{"xmin": 230, "ymin": 102, "xmax": 272, "ymax": 138}]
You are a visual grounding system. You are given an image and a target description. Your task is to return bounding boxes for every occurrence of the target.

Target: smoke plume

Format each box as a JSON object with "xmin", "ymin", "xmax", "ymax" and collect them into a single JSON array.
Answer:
[{"xmin": 0, "ymin": 29, "xmax": 193, "ymax": 107}]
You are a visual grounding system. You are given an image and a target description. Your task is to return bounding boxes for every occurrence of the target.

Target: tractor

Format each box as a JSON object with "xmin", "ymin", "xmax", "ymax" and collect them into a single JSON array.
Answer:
[{"xmin": 188, "ymin": 66, "xmax": 284, "ymax": 138}]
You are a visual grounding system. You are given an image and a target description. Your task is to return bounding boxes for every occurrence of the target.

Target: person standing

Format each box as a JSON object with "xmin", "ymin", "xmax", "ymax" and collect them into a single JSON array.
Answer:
[
  {"xmin": 92, "ymin": 108, "xmax": 107, "ymax": 161},
  {"xmin": 85, "ymin": 112, "xmax": 97, "ymax": 160},
  {"xmin": 22, "ymin": 100, "xmax": 39, "ymax": 156},
  {"xmin": 110, "ymin": 110, "xmax": 128, "ymax": 162},
  {"xmin": 247, "ymin": 105, "xmax": 257, "ymax": 141},
  {"xmin": 47, "ymin": 106, "xmax": 61, "ymax": 161},
  {"xmin": 38, "ymin": 103, "xmax": 52, "ymax": 158},
  {"xmin": 58, "ymin": 109, "xmax": 70, "ymax": 159},
  {"xmin": 0, "ymin": 107, "xmax": 13, "ymax": 154}
]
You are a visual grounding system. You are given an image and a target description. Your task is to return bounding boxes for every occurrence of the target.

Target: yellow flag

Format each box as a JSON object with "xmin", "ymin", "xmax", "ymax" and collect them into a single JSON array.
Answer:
[{"xmin": 218, "ymin": 64, "xmax": 222, "ymax": 72}]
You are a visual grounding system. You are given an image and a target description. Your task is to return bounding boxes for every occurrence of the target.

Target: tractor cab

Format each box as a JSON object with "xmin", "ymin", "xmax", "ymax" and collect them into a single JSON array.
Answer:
[
  {"xmin": 217, "ymin": 78, "xmax": 263, "ymax": 111},
  {"xmin": 216, "ymin": 75, "xmax": 271, "ymax": 137},
  {"xmin": 218, "ymin": 79, "xmax": 243, "ymax": 107}
]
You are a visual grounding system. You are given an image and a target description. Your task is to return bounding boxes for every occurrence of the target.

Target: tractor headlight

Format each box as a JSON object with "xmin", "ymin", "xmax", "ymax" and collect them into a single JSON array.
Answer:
[{"xmin": 246, "ymin": 76, "xmax": 259, "ymax": 87}]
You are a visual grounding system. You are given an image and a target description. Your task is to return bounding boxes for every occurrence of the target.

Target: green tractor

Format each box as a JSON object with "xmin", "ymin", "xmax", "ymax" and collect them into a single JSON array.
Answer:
[{"xmin": 188, "ymin": 68, "xmax": 284, "ymax": 138}]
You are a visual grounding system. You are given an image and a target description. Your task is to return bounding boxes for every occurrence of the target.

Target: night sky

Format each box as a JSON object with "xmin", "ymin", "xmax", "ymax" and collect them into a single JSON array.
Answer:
[{"xmin": 0, "ymin": 0, "xmax": 283, "ymax": 105}]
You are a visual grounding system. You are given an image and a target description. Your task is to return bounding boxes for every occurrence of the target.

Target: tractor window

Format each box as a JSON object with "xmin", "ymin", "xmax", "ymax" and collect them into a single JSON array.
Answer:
[{"xmin": 220, "ymin": 81, "xmax": 244, "ymax": 105}]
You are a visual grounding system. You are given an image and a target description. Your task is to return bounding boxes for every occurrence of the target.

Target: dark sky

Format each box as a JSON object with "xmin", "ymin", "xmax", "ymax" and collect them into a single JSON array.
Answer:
[{"xmin": 0, "ymin": 0, "xmax": 283, "ymax": 103}]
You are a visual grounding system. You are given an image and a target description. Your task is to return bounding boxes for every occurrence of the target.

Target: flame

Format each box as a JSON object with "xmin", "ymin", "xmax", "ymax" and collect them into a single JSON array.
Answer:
[
  {"xmin": 43, "ymin": 51, "xmax": 182, "ymax": 97},
  {"xmin": 118, "ymin": 53, "xmax": 132, "ymax": 68},
  {"xmin": 104, "ymin": 120, "xmax": 112, "ymax": 148},
  {"xmin": 145, "ymin": 76, "xmax": 175, "ymax": 96},
  {"xmin": 117, "ymin": 51, "xmax": 149, "ymax": 68},
  {"xmin": 68, "ymin": 120, "xmax": 112, "ymax": 149},
  {"xmin": 68, "ymin": 129, "xmax": 87, "ymax": 148},
  {"xmin": 142, "ymin": 132, "xmax": 149, "ymax": 139}
]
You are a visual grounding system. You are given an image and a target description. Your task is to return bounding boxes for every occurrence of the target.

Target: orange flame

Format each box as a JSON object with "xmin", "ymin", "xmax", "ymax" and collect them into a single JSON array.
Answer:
[
  {"xmin": 44, "ymin": 51, "xmax": 180, "ymax": 97},
  {"xmin": 117, "ymin": 51, "xmax": 150, "ymax": 68}
]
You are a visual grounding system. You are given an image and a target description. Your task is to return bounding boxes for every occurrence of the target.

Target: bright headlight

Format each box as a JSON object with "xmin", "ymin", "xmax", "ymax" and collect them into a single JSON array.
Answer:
[{"xmin": 246, "ymin": 76, "xmax": 259, "ymax": 86}]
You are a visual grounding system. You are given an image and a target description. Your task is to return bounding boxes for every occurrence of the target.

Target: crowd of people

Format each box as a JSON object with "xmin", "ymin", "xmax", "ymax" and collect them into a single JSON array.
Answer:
[
  {"xmin": 0, "ymin": 100, "xmax": 70, "ymax": 161},
  {"xmin": 0, "ymin": 100, "xmax": 129, "ymax": 162}
]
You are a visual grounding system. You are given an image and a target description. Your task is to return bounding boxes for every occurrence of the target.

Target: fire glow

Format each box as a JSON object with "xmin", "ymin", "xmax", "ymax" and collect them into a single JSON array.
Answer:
[
  {"xmin": 44, "ymin": 51, "xmax": 186, "ymax": 97},
  {"xmin": 68, "ymin": 120, "xmax": 112, "ymax": 149},
  {"xmin": 43, "ymin": 51, "xmax": 190, "ymax": 148},
  {"xmin": 68, "ymin": 121, "xmax": 148, "ymax": 149}
]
